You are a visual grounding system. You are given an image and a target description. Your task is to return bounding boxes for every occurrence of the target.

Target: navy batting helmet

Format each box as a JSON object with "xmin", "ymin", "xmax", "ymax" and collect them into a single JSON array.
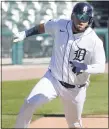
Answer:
[{"xmin": 72, "ymin": 2, "xmax": 94, "ymax": 24}]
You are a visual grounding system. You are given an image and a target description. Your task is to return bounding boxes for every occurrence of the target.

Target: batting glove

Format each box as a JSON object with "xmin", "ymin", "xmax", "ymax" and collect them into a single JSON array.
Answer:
[
  {"xmin": 69, "ymin": 60, "xmax": 88, "ymax": 73},
  {"xmin": 13, "ymin": 31, "xmax": 26, "ymax": 43}
]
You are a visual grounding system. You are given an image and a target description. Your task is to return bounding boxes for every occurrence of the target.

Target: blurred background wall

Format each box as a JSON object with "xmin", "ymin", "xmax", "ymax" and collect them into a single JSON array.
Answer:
[{"xmin": 1, "ymin": 1, "xmax": 109, "ymax": 65}]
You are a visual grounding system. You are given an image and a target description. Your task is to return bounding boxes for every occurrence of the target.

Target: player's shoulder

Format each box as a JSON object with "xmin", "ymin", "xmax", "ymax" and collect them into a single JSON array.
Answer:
[
  {"xmin": 93, "ymin": 29, "xmax": 103, "ymax": 44},
  {"xmin": 56, "ymin": 18, "xmax": 70, "ymax": 23},
  {"xmin": 49, "ymin": 18, "xmax": 70, "ymax": 23},
  {"xmin": 52, "ymin": 18, "xmax": 70, "ymax": 26},
  {"xmin": 88, "ymin": 27, "xmax": 103, "ymax": 44},
  {"xmin": 57, "ymin": 19, "xmax": 71, "ymax": 30}
]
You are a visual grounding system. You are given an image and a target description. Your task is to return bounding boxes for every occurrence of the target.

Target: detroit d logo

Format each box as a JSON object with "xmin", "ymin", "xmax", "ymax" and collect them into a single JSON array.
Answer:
[{"xmin": 73, "ymin": 46, "xmax": 86, "ymax": 61}]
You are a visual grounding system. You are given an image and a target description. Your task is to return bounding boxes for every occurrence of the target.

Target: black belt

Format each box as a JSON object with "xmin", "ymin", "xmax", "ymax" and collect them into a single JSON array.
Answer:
[{"xmin": 59, "ymin": 81, "xmax": 85, "ymax": 88}]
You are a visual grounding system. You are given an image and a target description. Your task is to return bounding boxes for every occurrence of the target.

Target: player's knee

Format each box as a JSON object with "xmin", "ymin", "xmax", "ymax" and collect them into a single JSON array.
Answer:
[
  {"xmin": 23, "ymin": 98, "xmax": 32, "ymax": 108},
  {"xmin": 24, "ymin": 93, "xmax": 49, "ymax": 107}
]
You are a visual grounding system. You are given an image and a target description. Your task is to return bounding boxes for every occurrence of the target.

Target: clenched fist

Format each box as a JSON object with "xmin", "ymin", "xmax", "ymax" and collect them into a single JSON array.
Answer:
[{"xmin": 13, "ymin": 31, "xmax": 26, "ymax": 43}]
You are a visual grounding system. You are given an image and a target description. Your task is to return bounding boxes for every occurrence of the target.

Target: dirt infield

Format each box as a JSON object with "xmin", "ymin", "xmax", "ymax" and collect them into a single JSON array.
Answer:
[
  {"xmin": 2, "ymin": 65, "xmax": 48, "ymax": 81},
  {"xmin": 29, "ymin": 116, "xmax": 108, "ymax": 128},
  {"xmin": 1, "ymin": 63, "xmax": 108, "ymax": 81}
]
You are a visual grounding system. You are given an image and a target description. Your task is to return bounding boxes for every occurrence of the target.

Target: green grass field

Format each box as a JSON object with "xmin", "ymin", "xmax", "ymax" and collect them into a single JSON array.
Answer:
[{"xmin": 2, "ymin": 74, "xmax": 108, "ymax": 128}]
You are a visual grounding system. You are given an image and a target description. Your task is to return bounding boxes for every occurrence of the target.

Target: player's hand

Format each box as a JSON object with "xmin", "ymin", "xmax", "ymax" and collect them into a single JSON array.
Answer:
[
  {"xmin": 69, "ymin": 60, "xmax": 88, "ymax": 73},
  {"xmin": 13, "ymin": 31, "xmax": 26, "ymax": 43}
]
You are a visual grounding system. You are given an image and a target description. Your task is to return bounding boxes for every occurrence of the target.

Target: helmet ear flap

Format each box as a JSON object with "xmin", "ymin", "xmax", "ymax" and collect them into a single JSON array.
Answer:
[
  {"xmin": 88, "ymin": 17, "xmax": 93, "ymax": 25},
  {"xmin": 88, "ymin": 17, "xmax": 95, "ymax": 28}
]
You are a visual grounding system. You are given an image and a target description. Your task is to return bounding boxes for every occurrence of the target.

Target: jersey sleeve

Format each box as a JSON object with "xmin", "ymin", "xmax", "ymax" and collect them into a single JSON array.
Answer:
[
  {"xmin": 85, "ymin": 38, "xmax": 106, "ymax": 74},
  {"xmin": 44, "ymin": 19, "xmax": 58, "ymax": 36}
]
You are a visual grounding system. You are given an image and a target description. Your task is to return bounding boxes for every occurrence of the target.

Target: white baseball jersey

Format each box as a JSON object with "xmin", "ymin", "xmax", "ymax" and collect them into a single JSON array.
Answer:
[{"xmin": 44, "ymin": 19, "xmax": 106, "ymax": 85}]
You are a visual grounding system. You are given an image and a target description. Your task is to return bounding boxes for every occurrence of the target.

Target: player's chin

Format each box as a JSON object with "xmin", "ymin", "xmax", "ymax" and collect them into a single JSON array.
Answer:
[{"xmin": 76, "ymin": 26, "xmax": 86, "ymax": 32}]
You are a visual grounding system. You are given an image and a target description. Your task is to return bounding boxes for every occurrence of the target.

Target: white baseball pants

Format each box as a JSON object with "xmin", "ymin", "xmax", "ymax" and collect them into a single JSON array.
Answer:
[{"xmin": 15, "ymin": 69, "xmax": 86, "ymax": 128}]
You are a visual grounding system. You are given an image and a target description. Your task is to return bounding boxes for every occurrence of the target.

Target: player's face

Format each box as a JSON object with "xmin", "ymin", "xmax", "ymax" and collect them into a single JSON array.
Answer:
[{"xmin": 72, "ymin": 14, "xmax": 89, "ymax": 32}]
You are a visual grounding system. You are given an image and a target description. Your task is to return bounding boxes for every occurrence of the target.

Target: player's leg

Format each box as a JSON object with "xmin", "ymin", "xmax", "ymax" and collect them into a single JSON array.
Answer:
[
  {"xmin": 62, "ymin": 99, "xmax": 84, "ymax": 128},
  {"xmin": 15, "ymin": 70, "xmax": 59, "ymax": 128},
  {"xmin": 60, "ymin": 86, "xmax": 87, "ymax": 128}
]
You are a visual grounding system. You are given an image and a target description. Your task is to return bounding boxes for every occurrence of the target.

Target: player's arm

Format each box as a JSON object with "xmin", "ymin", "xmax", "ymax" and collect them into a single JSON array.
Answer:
[
  {"xmin": 70, "ymin": 39, "xmax": 106, "ymax": 74},
  {"xmin": 84, "ymin": 39, "xmax": 106, "ymax": 74},
  {"xmin": 13, "ymin": 24, "xmax": 45, "ymax": 43}
]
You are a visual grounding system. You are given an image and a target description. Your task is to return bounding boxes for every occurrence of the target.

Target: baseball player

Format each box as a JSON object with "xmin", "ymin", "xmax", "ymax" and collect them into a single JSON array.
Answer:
[{"xmin": 13, "ymin": 2, "xmax": 105, "ymax": 128}]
